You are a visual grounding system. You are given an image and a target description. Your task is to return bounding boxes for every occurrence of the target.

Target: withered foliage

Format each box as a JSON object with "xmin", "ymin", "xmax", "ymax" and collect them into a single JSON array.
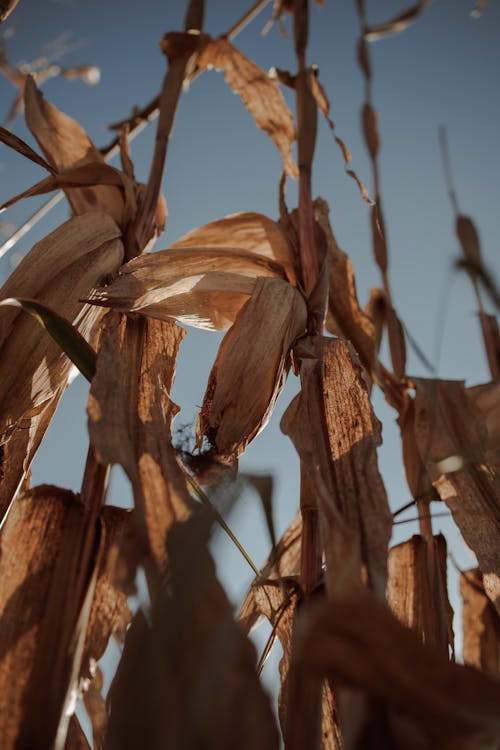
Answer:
[{"xmin": 0, "ymin": 2, "xmax": 498, "ymax": 749}]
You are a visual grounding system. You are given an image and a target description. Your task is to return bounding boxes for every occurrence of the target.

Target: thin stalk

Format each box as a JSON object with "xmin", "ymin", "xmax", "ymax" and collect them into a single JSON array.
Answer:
[
  {"xmin": 225, "ymin": 0, "xmax": 271, "ymax": 39},
  {"xmin": 186, "ymin": 475, "xmax": 260, "ymax": 577},
  {"xmin": 392, "ymin": 511, "xmax": 451, "ymax": 526}
]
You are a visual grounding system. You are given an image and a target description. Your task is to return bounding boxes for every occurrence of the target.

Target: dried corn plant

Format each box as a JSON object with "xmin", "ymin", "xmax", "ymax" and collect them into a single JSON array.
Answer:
[{"xmin": 0, "ymin": 1, "xmax": 499, "ymax": 749}]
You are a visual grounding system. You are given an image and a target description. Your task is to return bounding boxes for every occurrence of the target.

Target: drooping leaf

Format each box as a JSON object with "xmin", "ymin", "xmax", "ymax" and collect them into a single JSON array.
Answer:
[
  {"xmin": 88, "ymin": 246, "xmax": 288, "ymax": 330},
  {"xmin": 88, "ymin": 312, "xmax": 193, "ymax": 581},
  {"xmin": 460, "ymin": 567, "xmax": 500, "ymax": 676},
  {"xmin": 0, "ymin": 124, "xmax": 55, "ymax": 173},
  {"xmin": 171, "ymin": 211, "xmax": 298, "ymax": 284},
  {"xmin": 198, "ymin": 277, "xmax": 307, "ymax": 458},
  {"xmin": 0, "ymin": 297, "xmax": 97, "ymax": 382},
  {"xmin": 363, "ymin": 0, "xmax": 431, "ymax": 41},
  {"xmin": 0, "ymin": 213, "xmax": 123, "ymax": 519},
  {"xmin": 0, "ymin": 0, "xmax": 20, "ymax": 22},
  {"xmin": 24, "ymin": 77, "xmax": 127, "ymax": 225},
  {"xmin": 387, "ymin": 534, "xmax": 453, "ymax": 656},
  {"xmin": 308, "ymin": 72, "xmax": 372, "ymax": 204},
  {"xmin": 105, "ymin": 518, "xmax": 280, "ymax": 750},
  {"xmin": 314, "ymin": 198, "xmax": 377, "ymax": 373},
  {"xmin": 194, "ymin": 35, "xmax": 298, "ymax": 178},
  {"xmin": 0, "ymin": 161, "xmax": 135, "ymax": 221}
]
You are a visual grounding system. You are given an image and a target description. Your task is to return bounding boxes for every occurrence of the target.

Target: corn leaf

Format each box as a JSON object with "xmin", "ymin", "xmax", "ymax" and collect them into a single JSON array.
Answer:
[
  {"xmin": 297, "ymin": 590, "xmax": 500, "ymax": 749},
  {"xmin": 387, "ymin": 534, "xmax": 453, "ymax": 656},
  {"xmin": 364, "ymin": 0, "xmax": 431, "ymax": 41},
  {"xmin": 88, "ymin": 247, "xmax": 288, "ymax": 330},
  {"xmin": 281, "ymin": 336, "xmax": 392, "ymax": 601},
  {"xmin": 171, "ymin": 211, "xmax": 298, "ymax": 284},
  {"xmin": 105, "ymin": 518, "xmax": 280, "ymax": 750},
  {"xmin": 314, "ymin": 198, "xmax": 377, "ymax": 373},
  {"xmin": 194, "ymin": 35, "xmax": 298, "ymax": 178},
  {"xmin": 412, "ymin": 378, "xmax": 500, "ymax": 616},
  {"xmin": 0, "ymin": 213, "xmax": 123, "ymax": 520},
  {"xmin": 88, "ymin": 312, "xmax": 193, "ymax": 580},
  {"xmin": 0, "ymin": 297, "xmax": 97, "ymax": 382},
  {"xmin": 24, "ymin": 77, "xmax": 127, "ymax": 225}
]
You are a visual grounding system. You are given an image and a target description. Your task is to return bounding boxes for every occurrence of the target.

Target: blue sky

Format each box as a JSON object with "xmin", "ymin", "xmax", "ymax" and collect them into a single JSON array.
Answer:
[{"xmin": 0, "ymin": 1, "xmax": 499, "ymax": 656}]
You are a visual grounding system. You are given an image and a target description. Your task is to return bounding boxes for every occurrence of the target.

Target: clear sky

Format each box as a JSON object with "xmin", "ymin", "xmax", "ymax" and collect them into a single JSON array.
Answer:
[{"xmin": 0, "ymin": 0, "xmax": 499, "ymax": 664}]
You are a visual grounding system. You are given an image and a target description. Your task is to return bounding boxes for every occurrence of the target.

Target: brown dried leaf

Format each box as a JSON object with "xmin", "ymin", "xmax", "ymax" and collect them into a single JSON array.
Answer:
[
  {"xmin": 197, "ymin": 277, "xmax": 307, "ymax": 458},
  {"xmin": 478, "ymin": 313, "xmax": 500, "ymax": 379},
  {"xmin": 88, "ymin": 312, "xmax": 193, "ymax": 577},
  {"xmin": 197, "ymin": 37, "xmax": 298, "ymax": 178},
  {"xmin": 65, "ymin": 715, "xmax": 91, "ymax": 750},
  {"xmin": 467, "ymin": 379, "xmax": 500, "ymax": 466},
  {"xmin": 105, "ymin": 519, "xmax": 279, "ymax": 750},
  {"xmin": 362, "ymin": 103, "xmax": 379, "ymax": 160},
  {"xmin": 80, "ymin": 506, "xmax": 132, "ymax": 681},
  {"xmin": 88, "ymin": 246, "xmax": 288, "ymax": 331},
  {"xmin": 281, "ymin": 337, "xmax": 392, "ymax": 601},
  {"xmin": 364, "ymin": 287, "xmax": 385, "ymax": 356},
  {"xmin": 461, "ymin": 567, "xmax": 500, "ymax": 675},
  {"xmin": 171, "ymin": 211, "xmax": 297, "ymax": 284},
  {"xmin": 371, "ymin": 202, "xmax": 388, "ymax": 274},
  {"xmin": 0, "ymin": 485, "xmax": 99, "ymax": 749},
  {"xmin": 0, "ymin": 124, "xmax": 55, "ymax": 173},
  {"xmin": 0, "ymin": 161, "xmax": 135, "ymax": 220},
  {"xmin": 397, "ymin": 394, "xmax": 434, "ymax": 500},
  {"xmin": 412, "ymin": 378, "xmax": 500, "ymax": 615},
  {"xmin": 24, "ymin": 77, "xmax": 126, "ymax": 225},
  {"xmin": 0, "ymin": 213, "xmax": 123, "ymax": 519},
  {"xmin": 385, "ymin": 304, "xmax": 407, "ymax": 379},
  {"xmin": 456, "ymin": 215, "xmax": 481, "ymax": 265},
  {"xmin": 364, "ymin": 0, "xmax": 430, "ymax": 41},
  {"xmin": 238, "ymin": 512, "xmax": 301, "ymax": 635},
  {"xmin": 314, "ymin": 198, "xmax": 377, "ymax": 372},
  {"xmin": 83, "ymin": 667, "xmax": 107, "ymax": 750},
  {"xmin": 299, "ymin": 591, "xmax": 500, "ymax": 749},
  {"xmin": 387, "ymin": 534, "xmax": 453, "ymax": 656},
  {"xmin": 309, "ymin": 75, "xmax": 373, "ymax": 204},
  {"xmin": 0, "ymin": 0, "xmax": 20, "ymax": 22}
]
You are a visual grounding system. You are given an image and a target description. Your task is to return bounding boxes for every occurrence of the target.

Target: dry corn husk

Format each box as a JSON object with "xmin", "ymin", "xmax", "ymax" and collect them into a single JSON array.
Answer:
[
  {"xmin": 0, "ymin": 212, "xmax": 123, "ymax": 519},
  {"xmin": 197, "ymin": 277, "xmax": 307, "ymax": 458},
  {"xmin": 88, "ymin": 247, "xmax": 287, "ymax": 331}
]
